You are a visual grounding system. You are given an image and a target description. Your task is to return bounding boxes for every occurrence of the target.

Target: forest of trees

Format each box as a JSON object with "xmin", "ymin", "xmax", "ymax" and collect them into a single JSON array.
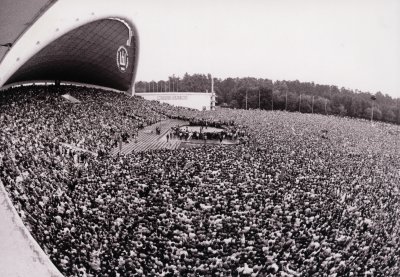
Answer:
[{"xmin": 135, "ymin": 73, "xmax": 400, "ymax": 124}]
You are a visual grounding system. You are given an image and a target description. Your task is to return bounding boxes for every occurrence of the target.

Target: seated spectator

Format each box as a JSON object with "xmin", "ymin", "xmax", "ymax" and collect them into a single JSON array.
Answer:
[{"xmin": 0, "ymin": 85, "xmax": 399, "ymax": 276}]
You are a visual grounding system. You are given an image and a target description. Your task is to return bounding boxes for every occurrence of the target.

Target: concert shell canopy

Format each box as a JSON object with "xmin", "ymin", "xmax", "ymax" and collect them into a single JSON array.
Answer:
[{"xmin": 0, "ymin": 0, "xmax": 139, "ymax": 92}]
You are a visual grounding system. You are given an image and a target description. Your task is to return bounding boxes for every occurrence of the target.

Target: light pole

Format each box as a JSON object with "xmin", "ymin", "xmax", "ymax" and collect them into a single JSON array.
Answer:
[
  {"xmin": 245, "ymin": 89, "xmax": 248, "ymax": 110},
  {"xmin": 371, "ymin": 95, "xmax": 376, "ymax": 123},
  {"xmin": 312, "ymin": 96, "xmax": 314, "ymax": 114},
  {"xmin": 285, "ymin": 90, "xmax": 288, "ymax": 111},
  {"xmin": 271, "ymin": 91, "xmax": 274, "ymax": 111},
  {"xmin": 299, "ymin": 94, "xmax": 302, "ymax": 112}
]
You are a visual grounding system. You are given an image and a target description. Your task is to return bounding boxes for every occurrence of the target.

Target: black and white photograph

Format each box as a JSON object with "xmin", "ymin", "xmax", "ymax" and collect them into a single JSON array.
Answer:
[{"xmin": 0, "ymin": 0, "xmax": 399, "ymax": 276}]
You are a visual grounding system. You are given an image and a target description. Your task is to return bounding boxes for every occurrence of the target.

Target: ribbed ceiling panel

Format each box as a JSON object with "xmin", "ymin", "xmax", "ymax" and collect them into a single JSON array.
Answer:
[{"xmin": 5, "ymin": 18, "xmax": 137, "ymax": 91}]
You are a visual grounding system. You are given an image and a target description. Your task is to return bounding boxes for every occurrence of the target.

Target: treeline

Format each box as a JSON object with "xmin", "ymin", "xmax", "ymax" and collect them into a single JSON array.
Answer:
[
  {"xmin": 135, "ymin": 73, "xmax": 212, "ymax": 93},
  {"xmin": 136, "ymin": 73, "xmax": 400, "ymax": 124}
]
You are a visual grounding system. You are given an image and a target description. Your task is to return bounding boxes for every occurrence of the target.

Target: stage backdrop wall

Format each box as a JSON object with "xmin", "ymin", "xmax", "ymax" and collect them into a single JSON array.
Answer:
[{"xmin": 136, "ymin": 92, "xmax": 212, "ymax": 111}]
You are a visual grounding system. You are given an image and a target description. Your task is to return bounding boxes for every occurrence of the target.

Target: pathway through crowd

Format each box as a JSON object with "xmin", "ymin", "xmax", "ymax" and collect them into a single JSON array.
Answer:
[{"xmin": 110, "ymin": 119, "xmax": 187, "ymax": 155}]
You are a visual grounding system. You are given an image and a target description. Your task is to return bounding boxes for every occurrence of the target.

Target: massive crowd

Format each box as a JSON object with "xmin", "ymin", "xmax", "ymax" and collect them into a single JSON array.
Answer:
[
  {"xmin": 169, "ymin": 125, "xmax": 247, "ymax": 142},
  {"xmin": 0, "ymin": 85, "xmax": 400, "ymax": 276}
]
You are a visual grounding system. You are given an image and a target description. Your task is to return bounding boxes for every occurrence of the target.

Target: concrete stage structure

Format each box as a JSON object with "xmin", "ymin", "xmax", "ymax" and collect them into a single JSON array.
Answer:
[
  {"xmin": 135, "ymin": 76, "xmax": 217, "ymax": 111},
  {"xmin": 136, "ymin": 92, "xmax": 215, "ymax": 111}
]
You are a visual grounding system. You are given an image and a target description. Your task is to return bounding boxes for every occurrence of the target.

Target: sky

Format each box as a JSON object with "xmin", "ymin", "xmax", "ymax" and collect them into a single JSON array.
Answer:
[
  {"xmin": 6, "ymin": 0, "xmax": 400, "ymax": 97},
  {"xmin": 122, "ymin": 0, "xmax": 400, "ymax": 96}
]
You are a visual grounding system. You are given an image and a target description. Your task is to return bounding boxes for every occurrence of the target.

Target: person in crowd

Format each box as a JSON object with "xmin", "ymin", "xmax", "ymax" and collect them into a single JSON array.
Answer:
[{"xmin": 0, "ymin": 85, "xmax": 399, "ymax": 276}]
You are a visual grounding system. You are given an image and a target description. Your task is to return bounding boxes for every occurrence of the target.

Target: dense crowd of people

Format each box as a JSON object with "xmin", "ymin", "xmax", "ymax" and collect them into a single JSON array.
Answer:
[
  {"xmin": 0, "ymin": 85, "xmax": 400, "ymax": 276},
  {"xmin": 168, "ymin": 125, "xmax": 247, "ymax": 142}
]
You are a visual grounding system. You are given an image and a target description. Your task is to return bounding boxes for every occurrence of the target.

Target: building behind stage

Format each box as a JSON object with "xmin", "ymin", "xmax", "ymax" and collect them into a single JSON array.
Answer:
[{"xmin": 136, "ymin": 92, "xmax": 216, "ymax": 111}]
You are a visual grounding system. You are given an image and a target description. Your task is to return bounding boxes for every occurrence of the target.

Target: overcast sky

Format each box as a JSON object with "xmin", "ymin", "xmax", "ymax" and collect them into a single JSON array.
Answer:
[{"xmin": 63, "ymin": 0, "xmax": 400, "ymax": 96}]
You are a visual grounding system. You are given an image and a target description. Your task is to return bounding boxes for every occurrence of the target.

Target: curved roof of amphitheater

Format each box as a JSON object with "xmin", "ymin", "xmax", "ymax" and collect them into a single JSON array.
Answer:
[{"xmin": 0, "ymin": 0, "xmax": 139, "ymax": 92}]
